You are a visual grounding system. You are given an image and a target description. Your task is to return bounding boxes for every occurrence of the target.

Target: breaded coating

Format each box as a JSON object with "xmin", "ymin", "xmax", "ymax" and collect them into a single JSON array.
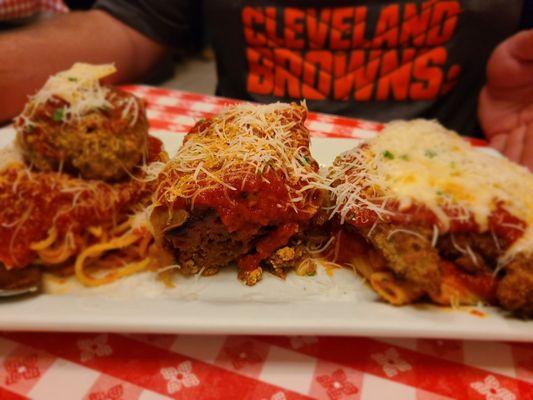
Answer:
[
  {"xmin": 437, "ymin": 233, "xmax": 499, "ymax": 273},
  {"xmin": 266, "ymin": 244, "xmax": 307, "ymax": 278},
  {"xmin": 16, "ymin": 88, "xmax": 148, "ymax": 182},
  {"xmin": 366, "ymin": 224, "xmax": 441, "ymax": 294},
  {"xmin": 497, "ymin": 255, "xmax": 533, "ymax": 316}
]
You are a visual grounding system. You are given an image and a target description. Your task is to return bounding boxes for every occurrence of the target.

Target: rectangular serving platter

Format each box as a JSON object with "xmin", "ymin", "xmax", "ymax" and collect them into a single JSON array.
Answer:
[{"xmin": 0, "ymin": 127, "xmax": 531, "ymax": 341}]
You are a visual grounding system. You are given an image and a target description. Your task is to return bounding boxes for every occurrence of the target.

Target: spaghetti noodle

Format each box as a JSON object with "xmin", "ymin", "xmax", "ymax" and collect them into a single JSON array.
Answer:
[
  {"xmin": 0, "ymin": 63, "xmax": 167, "ymax": 290},
  {"xmin": 0, "ymin": 160, "xmax": 161, "ymax": 288}
]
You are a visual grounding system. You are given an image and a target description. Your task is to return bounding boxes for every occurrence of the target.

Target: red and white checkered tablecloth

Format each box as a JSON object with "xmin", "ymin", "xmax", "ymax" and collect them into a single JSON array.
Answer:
[
  {"xmin": 1, "ymin": 86, "xmax": 530, "ymax": 400},
  {"xmin": 0, "ymin": 0, "xmax": 67, "ymax": 21},
  {"xmin": 123, "ymin": 85, "xmax": 384, "ymax": 140}
]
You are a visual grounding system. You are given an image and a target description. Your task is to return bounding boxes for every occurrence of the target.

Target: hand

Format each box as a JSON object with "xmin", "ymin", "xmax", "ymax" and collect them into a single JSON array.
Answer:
[{"xmin": 478, "ymin": 30, "xmax": 533, "ymax": 171}]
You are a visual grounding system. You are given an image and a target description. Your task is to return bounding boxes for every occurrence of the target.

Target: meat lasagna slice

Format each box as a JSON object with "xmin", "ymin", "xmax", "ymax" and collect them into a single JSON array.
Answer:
[
  {"xmin": 328, "ymin": 120, "xmax": 533, "ymax": 315},
  {"xmin": 151, "ymin": 102, "xmax": 324, "ymax": 285}
]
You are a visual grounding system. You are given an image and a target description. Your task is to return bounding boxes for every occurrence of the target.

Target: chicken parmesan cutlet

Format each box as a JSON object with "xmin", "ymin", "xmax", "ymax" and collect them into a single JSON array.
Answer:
[
  {"xmin": 328, "ymin": 120, "xmax": 533, "ymax": 316},
  {"xmin": 151, "ymin": 102, "xmax": 325, "ymax": 285}
]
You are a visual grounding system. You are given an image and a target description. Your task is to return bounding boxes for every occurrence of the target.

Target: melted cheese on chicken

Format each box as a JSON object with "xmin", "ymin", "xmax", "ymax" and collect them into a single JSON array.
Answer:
[{"xmin": 331, "ymin": 119, "xmax": 533, "ymax": 259}]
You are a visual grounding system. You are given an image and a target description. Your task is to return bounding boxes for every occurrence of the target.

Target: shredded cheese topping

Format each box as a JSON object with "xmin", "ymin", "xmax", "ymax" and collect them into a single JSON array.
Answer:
[
  {"xmin": 330, "ymin": 119, "xmax": 533, "ymax": 259},
  {"xmin": 25, "ymin": 63, "xmax": 115, "ymax": 118},
  {"xmin": 155, "ymin": 102, "xmax": 327, "ymax": 207},
  {"xmin": 16, "ymin": 63, "xmax": 139, "ymax": 126}
]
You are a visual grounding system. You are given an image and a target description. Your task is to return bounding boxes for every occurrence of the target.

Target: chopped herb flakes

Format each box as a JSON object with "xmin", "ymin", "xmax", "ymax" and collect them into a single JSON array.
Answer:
[
  {"xmin": 53, "ymin": 108, "xmax": 64, "ymax": 122},
  {"xmin": 425, "ymin": 149, "xmax": 437, "ymax": 158},
  {"xmin": 299, "ymin": 155, "xmax": 311, "ymax": 165},
  {"xmin": 383, "ymin": 150, "xmax": 395, "ymax": 160}
]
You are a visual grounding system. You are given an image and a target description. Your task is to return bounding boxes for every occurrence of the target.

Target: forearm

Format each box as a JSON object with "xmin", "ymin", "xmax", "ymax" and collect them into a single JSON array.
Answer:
[{"xmin": 0, "ymin": 10, "xmax": 167, "ymax": 123}]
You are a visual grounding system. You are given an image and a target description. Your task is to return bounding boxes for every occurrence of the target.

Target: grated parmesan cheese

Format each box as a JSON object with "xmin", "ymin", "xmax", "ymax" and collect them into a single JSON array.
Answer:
[
  {"xmin": 155, "ymin": 102, "xmax": 326, "ymax": 207},
  {"xmin": 330, "ymin": 119, "xmax": 533, "ymax": 260},
  {"xmin": 28, "ymin": 63, "xmax": 114, "ymax": 117},
  {"xmin": 15, "ymin": 63, "xmax": 143, "ymax": 132}
]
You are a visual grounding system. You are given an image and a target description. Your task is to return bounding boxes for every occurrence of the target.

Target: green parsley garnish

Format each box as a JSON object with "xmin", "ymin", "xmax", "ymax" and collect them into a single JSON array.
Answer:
[
  {"xmin": 436, "ymin": 190, "xmax": 444, "ymax": 196},
  {"xmin": 68, "ymin": 77, "xmax": 77, "ymax": 82},
  {"xmin": 383, "ymin": 150, "xmax": 395, "ymax": 160},
  {"xmin": 298, "ymin": 155, "xmax": 311, "ymax": 166},
  {"xmin": 425, "ymin": 149, "xmax": 437, "ymax": 158},
  {"xmin": 400, "ymin": 154, "xmax": 409, "ymax": 161},
  {"xmin": 53, "ymin": 108, "xmax": 64, "ymax": 122}
]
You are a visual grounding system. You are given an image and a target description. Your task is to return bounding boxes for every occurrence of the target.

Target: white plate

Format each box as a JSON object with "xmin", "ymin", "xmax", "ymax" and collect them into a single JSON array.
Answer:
[{"xmin": 0, "ymin": 127, "xmax": 530, "ymax": 341}]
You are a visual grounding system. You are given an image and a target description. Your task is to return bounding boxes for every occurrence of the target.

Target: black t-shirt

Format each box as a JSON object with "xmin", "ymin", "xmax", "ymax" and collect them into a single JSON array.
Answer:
[{"xmin": 95, "ymin": 0, "xmax": 525, "ymax": 136}]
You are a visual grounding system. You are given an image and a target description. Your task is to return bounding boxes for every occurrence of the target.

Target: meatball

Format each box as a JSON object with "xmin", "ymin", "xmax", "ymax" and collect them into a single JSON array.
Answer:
[
  {"xmin": 163, "ymin": 209, "xmax": 253, "ymax": 276},
  {"xmin": 15, "ymin": 87, "xmax": 149, "ymax": 182}
]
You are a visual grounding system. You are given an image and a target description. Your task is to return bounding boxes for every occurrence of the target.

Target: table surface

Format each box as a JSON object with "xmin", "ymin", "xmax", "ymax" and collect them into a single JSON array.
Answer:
[
  {"xmin": 0, "ymin": 0, "xmax": 67, "ymax": 21},
  {"xmin": 1, "ymin": 86, "xmax": 531, "ymax": 400}
]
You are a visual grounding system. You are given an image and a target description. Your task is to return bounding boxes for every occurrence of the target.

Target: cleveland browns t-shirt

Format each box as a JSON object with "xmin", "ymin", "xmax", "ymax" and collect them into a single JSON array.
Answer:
[{"xmin": 95, "ymin": 0, "xmax": 525, "ymax": 136}]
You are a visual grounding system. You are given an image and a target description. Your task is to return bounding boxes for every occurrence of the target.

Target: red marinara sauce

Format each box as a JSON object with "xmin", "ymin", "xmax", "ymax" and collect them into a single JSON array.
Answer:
[
  {"xmin": 347, "ymin": 200, "xmax": 526, "ymax": 247},
  {"xmin": 0, "ymin": 166, "xmax": 149, "ymax": 269},
  {"xmin": 346, "ymin": 200, "xmax": 478, "ymax": 232},
  {"xmin": 158, "ymin": 168, "xmax": 320, "ymax": 271},
  {"xmin": 440, "ymin": 261, "xmax": 498, "ymax": 303},
  {"xmin": 163, "ymin": 169, "xmax": 320, "ymax": 233},
  {"xmin": 237, "ymin": 223, "xmax": 299, "ymax": 271},
  {"xmin": 488, "ymin": 204, "xmax": 526, "ymax": 245},
  {"xmin": 146, "ymin": 136, "xmax": 164, "ymax": 163},
  {"xmin": 322, "ymin": 225, "xmax": 369, "ymax": 265}
]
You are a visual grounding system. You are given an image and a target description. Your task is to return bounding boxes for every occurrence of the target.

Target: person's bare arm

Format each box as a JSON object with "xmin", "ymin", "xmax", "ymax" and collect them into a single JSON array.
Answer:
[{"xmin": 0, "ymin": 9, "xmax": 167, "ymax": 123}]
